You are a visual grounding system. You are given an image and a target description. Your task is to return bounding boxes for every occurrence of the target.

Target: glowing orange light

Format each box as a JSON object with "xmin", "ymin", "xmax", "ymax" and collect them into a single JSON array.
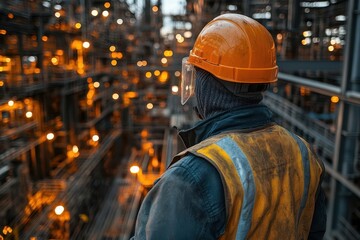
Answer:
[
  {"xmin": 152, "ymin": 157, "xmax": 159, "ymax": 168},
  {"xmin": 75, "ymin": 22, "xmax": 81, "ymax": 29},
  {"xmin": 130, "ymin": 165, "xmax": 140, "ymax": 174},
  {"xmin": 91, "ymin": 9, "xmax": 99, "ymax": 16},
  {"xmin": 141, "ymin": 129, "xmax": 149, "ymax": 138},
  {"xmin": 93, "ymin": 82, "xmax": 100, "ymax": 88},
  {"xmin": 152, "ymin": 5, "xmax": 159, "ymax": 12},
  {"xmin": 331, "ymin": 96, "xmax": 339, "ymax": 103},
  {"xmin": 8, "ymin": 100, "xmax": 14, "ymax": 106},
  {"xmin": 161, "ymin": 58, "xmax": 168, "ymax": 64},
  {"xmin": 51, "ymin": 57, "xmax": 59, "ymax": 65},
  {"xmin": 302, "ymin": 31, "xmax": 312, "ymax": 37},
  {"xmin": 83, "ymin": 41, "xmax": 90, "ymax": 48},
  {"xmin": 112, "ymin": 93, "xmax": 119, "ymax": 100},
  {"xmin": 2, "ymin": 226, "xmax": 13, "ymax": 235},
  {"xmin": 46, "ymin": 133, "xmax": 55, "ymax": 140},
  {"xmin": 149, "ymin": 148, "xmax": 155, "ymax": 156},
  {"xmin": 92, "ymin": 134, "xmax": 99, "ymax": 142},
  {"xmin": 109, "ymin": 45, "xmax": 116, "ymax": 52},
  {"xmin": 56, "ymin": 49, "xmax": 64, "ymax": 55},
  {"xmin": 26, "ymin": 111, "xmax": 33, "ymax": 118},
  {"xmin": 8, "ymin": 13, "xmax": 14, "ymax": 19},
  {"xmin": 111, "ymin": 60, "xmax": 117, "ymax": 66},
  {"xmin": 184, "ymin": 31, "xmax": 192, "ymax": 38},
  {"xmin": 146, "ymin": 103, "xmax": 154, "ymax": 109},
  {"xmin": 104, "ymin": 2, "xmax": 111, "ymax": 8},
  {"xmin": 54, "ymin": 205, "xmax": 65, "ymax": 215},
  {"xmin": 102, "ymin": 10, "xmax": 109, "ymax": 17},
  {"xmin": 0, "ymin": 81, "xmax": 4, "ymax": 87},
  {"xmin": 177, "ymin": 37, "xmax": 184, "ymax": 43},
  {"xmin": 158, "ymin": 71, "xmax": 169, "ymax": 83},
  {"xmin": 154, "ymin": 70, "xmax": 160, "ymax": 76},
  {"xmin": 164, "ymin": 50, "xmax": 173, "ymax": 57},
  {"xmin": 172, "ymin": 85, "xmax": 179, "ymax": 93},
  {"xmin": 125, "ymin": 91, "xmax": 138, "ymax": 98},
  {"xmin": 145, "ymin": 72, "xmax": 152, "ymax": 78}
]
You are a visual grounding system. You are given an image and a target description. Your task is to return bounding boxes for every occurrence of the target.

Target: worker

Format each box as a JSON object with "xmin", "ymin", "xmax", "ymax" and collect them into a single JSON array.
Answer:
[{"xmin": 131, "ymin": 13, "xmax": 326, "ymax": 239}]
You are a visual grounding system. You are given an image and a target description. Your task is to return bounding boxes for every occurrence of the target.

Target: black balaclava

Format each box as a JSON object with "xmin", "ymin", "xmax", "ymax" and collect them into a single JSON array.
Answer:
[{"xmin": 195, "ymin": 67, "xmax": 268, "ymax": 119}]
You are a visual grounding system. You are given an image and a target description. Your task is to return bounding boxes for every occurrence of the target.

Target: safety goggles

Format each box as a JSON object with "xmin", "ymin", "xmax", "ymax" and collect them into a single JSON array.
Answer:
[{"xmin": 181, "ymin": 57, "xmax": 196, "ymax": 105}]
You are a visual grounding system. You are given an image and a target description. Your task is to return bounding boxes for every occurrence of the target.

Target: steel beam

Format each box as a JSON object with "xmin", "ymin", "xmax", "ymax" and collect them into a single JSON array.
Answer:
[
  {"xmin": 278, "ymin": 72, "xmax": 341, "ymax": 96},
  {"xmin": 277, "ymin": 60, "xmax": 342, "ymax": 72},
  {"xmin": 278, "ymin": 72, "xmax": 360, "ymax": 105},
  {"xmin": 326, "ymin": 0, "xmax": 360, "ymax": 238}
]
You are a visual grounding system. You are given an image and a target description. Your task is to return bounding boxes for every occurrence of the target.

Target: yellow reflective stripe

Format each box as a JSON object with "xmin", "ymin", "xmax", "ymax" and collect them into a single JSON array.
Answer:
[
  {"xmin": 233, "ymin": 126, "xmax": 305, "ymax": 239},
  {"xmin": 288, "ymin": 132, "xmax": 311, "ymax": 226},
  {"xmin": 216, "ymin": 137, "xmax": 255, "ymax": 240},
  {"xmin": 196, "ymin": 142, "xmax": 243, "ymax": 240}
]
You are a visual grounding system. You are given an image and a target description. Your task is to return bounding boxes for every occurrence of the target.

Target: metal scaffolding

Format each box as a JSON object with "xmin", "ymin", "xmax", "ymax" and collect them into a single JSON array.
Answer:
[{"xmin": 1, "ymin": 0, "xmax": 359, "ymax": 239}]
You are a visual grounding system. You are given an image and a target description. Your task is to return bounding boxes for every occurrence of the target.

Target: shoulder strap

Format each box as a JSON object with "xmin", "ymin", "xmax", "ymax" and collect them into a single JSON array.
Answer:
[{"xmin": 172, "ymin": 134, "xmax": 244, "ymax": 239}]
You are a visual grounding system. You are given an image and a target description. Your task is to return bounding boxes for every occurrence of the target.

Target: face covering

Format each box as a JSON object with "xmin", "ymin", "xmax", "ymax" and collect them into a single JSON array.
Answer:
[{"xmin": 195, "ymin": 68, "xmax": 265, "ymax": 119}]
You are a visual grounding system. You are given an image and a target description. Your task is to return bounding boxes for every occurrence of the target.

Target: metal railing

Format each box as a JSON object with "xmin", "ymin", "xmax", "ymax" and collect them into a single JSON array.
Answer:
[
  {"xmin": 20, "ymin": 130, "xmax": 122, "ymax": 239},
  {"xmin": 264, "ymin": 91, "xmax": 335, "ymax": 160}
]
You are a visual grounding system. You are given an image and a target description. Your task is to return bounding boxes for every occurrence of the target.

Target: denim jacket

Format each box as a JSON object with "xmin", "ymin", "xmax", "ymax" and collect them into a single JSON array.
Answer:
[{"xmin": 131, "ymin": 104, "xmax": 326, "ymax": 239}]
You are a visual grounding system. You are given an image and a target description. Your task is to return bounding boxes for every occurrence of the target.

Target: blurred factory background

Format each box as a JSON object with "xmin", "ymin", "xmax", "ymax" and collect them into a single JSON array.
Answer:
[{"xmin": 0, "ymin": 0, "xmax": 359, "ymax": 239}]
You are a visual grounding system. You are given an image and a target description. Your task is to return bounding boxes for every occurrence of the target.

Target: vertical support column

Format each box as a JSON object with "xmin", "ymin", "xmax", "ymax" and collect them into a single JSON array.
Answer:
[
  {"xmin": 144, "ymin": 0, "xmax": 151, "ymax": 24},
  {"xmin": 287, "ymin": 0, "xmax": 300, "ymax": 58},
  {"xmin": 30, "ymin": 147, "xmax": 38, "ymax": 180},
  {"xmin": 242, "ymin": 0, "xmax": 250, "ymax": 16},
  {"xmin": 61, "ymin": 88, "xmax": 71, "ymax": 145},
  {"xmin": 18, "ymin": 34, "xmax": 25, "ymax": 83},
  {"xmin": 326, "ymin": 0, "xmax": 360, "ymax": 238},
  {"xmin": 61, "ymin": 85, "xmax": 77, "ymax": 144},
  {"xmin": 80, "ymin": 0, "xmax": 86, "ymax": 39},
  {"xmin": 39, "ymin": 143, "xmax": 48, "ymax": 178},
  {"xmin": 36, "ymin": 16, "xmax": 44, "ymax": 83}
]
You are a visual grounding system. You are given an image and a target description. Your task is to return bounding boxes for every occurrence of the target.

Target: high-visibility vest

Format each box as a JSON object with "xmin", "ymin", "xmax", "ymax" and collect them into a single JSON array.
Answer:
[{"xmin": 173, "ymin": 125, "xmax": 324, "ymax": 240}]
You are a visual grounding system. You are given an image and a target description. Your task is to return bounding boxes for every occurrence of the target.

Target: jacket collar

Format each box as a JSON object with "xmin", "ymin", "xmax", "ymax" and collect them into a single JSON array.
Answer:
[{"xmin": 178, "ymin": 104, "xmax": 274, "ymax": 148}]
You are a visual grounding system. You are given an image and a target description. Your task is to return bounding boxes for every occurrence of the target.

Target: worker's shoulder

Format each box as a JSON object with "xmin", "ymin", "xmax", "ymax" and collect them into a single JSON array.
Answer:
[
  {"xmin": 168, "ymin": 153, "xmax": 225, "ymax": 216},
  {"xmin": 170, "ymin": 153, "xmax": 219, "ymax": 178},
  {"xmin": 169, "ymin": 154, "xmax": 224, "ymax": 195}
]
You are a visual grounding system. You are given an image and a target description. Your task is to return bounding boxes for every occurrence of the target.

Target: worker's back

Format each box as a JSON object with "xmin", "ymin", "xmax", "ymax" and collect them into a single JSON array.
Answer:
[{"xmin": 174, "ymin": 124, "xmax": 324, "ymax": 239}]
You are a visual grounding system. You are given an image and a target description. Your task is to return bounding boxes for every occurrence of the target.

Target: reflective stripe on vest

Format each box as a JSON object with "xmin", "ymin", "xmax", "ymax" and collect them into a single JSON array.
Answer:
[{"xmin": 174, "ymin": 125, "xmax": 323, "ymax": 239}]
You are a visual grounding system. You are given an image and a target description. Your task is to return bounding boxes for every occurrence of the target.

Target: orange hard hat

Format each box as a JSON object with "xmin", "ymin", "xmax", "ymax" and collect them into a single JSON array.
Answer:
[{"xmin": 187, "ymin": 13, "xmax": 278, "ymax": 84}]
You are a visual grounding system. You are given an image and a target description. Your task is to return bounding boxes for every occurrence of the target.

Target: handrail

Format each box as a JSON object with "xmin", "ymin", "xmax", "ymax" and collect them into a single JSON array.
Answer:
[{"xmin": 278, "ymin": 72, "xmax": 360, "ymax": 106}]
